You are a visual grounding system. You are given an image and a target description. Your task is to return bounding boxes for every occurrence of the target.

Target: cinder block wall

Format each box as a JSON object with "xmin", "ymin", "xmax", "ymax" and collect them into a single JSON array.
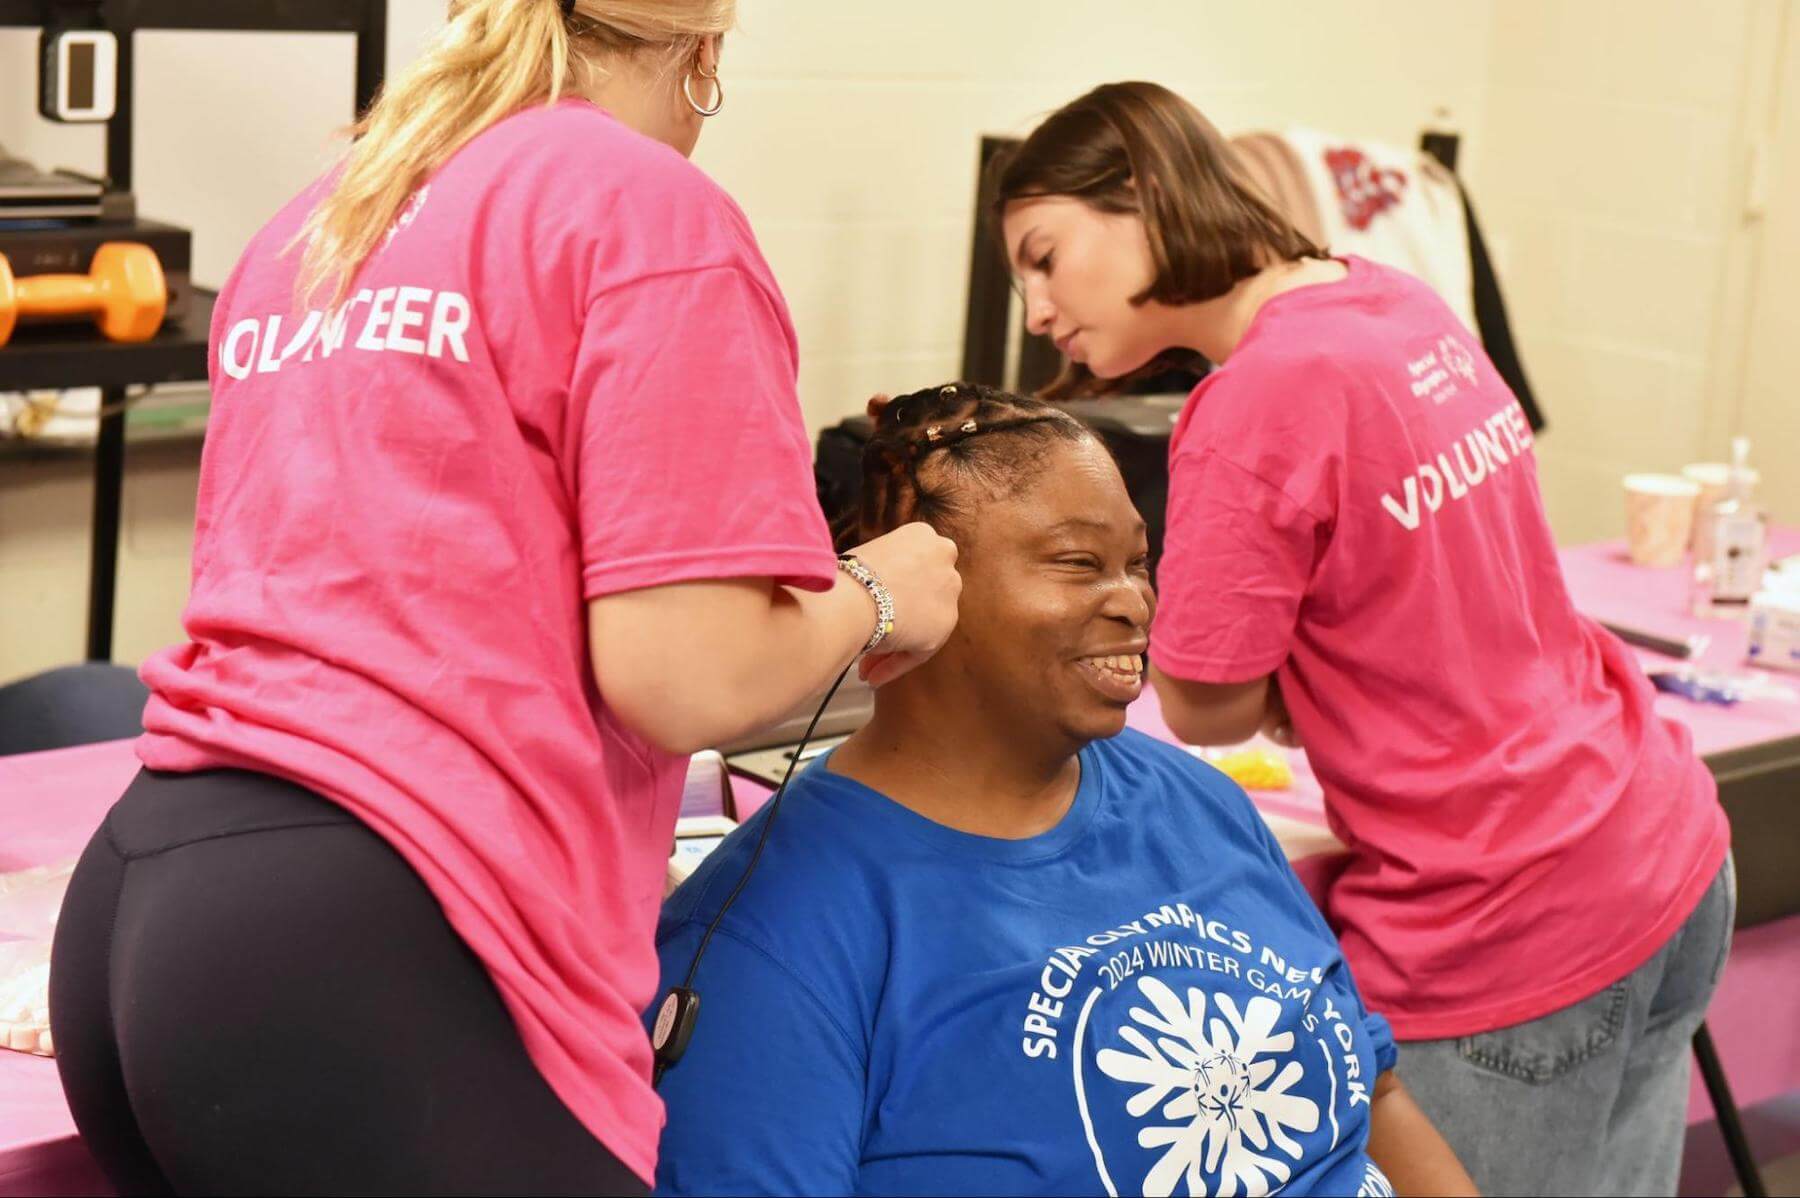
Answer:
[{"xmin": 1, "ymin": 0, "xmax": 1772, "ymax": 683}]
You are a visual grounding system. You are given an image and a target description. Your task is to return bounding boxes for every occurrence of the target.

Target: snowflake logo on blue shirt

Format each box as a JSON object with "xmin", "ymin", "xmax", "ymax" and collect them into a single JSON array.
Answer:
[
  {"xmin": 1194, "ymin": 1049, "xmax": 1253, "ymax": 1133},
  {"xmin": 1096, "ymin": 977, "xmax": 1319, "ymax": 1197}
]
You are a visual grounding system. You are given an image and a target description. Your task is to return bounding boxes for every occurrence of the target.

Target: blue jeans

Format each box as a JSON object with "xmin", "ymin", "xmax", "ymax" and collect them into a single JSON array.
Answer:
[{"xmin": 1396, "ymin": 858, "xmax": 1735, "ymax": 1197}]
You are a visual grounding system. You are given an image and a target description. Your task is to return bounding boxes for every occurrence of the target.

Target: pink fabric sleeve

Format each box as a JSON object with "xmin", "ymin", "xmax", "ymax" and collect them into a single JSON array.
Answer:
[
  {"xmin": 1150, "ymin": 449, "xmax": 1322, "ymax": 682},
  {"xmin": 569, "ymin": 265, "xmax": 836, "ymax": 599}
]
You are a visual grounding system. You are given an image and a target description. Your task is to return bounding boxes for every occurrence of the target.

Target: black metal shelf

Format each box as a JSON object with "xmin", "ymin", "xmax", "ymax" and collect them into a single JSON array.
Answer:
[
  {"xmin": 3, "ymin": 2, "xmax": 386, "ymax": 192},
  {"xmin": 2, "ymin": 1, "xmax": 373, "ymax": 35},
  {"xmin": 0, "ymin": 294, "xmax": 212, "ymax": 662},
  {"xmin": 0, "ymin": 418, "xmax": 204, "ymax": 460},
  {"xmin": 3, "ymin": 2, "xmax": 384, "ymax": 661},
  {"xmin": 0, "ymin": 288, "xmax": 212, "ymax": 392}
]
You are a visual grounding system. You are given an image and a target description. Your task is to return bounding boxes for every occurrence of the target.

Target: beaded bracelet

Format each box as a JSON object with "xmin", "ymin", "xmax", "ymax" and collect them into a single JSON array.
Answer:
[{"xmin": 836, "ymin": 554, "xmax": 895, "ymax": 655}]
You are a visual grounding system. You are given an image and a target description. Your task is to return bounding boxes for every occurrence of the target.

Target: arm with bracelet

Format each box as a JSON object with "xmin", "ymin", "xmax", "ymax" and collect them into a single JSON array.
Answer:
[
  {"xmin": 835, "ymin": 554, "xmax": 894, "ymax": 650},
  {"xmin": 588, "ymin": 524, "xmax": 955, "ymax": 756}
]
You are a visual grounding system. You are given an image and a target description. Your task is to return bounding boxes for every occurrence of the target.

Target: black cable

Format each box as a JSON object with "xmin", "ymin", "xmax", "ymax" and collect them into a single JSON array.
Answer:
[{"xmin": 653, "ymin": 661, "xmax": 854, "ymax": 1085}]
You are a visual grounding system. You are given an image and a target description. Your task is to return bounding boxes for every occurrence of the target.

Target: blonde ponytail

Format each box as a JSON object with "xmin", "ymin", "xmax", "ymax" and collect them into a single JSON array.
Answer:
[{"xmin": 290, "ymin": 0, "xmax": 735, "ymax": 311}]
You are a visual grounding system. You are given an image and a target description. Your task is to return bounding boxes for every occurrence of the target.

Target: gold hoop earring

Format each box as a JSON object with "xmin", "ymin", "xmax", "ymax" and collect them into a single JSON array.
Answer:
[{"xmin": 682, "ymin": 65, "xmax": 724, "ymax": 118}]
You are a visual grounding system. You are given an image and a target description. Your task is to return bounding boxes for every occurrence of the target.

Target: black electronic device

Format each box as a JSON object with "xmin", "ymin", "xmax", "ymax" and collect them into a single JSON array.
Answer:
[
  {"xmin": 0, "ymin": 218, "xmax": 193, "ymax": 322},
  {"xmin": 0, "ymin": 150, "xmax": 110, "ymax": 220}
]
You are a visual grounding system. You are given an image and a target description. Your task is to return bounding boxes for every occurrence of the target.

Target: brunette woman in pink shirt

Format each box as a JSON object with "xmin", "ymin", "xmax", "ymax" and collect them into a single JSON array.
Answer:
[
  {"xmin": 46, "ymin": 2, "xmax": 960, "ymax": 1193},
  {"xmin": 994, "ymin": 81, "xmax": 1732, "ymax": 1196}
]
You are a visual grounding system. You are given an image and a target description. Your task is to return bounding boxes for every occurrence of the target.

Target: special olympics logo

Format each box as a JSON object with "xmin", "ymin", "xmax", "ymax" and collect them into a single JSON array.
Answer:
[
  {"xmin": 1438, "ymin": 335, "xmax": 1477, "ymax": 385},
  {"xmin": 1092, "ymin": 978, "xmax": 1319, "ymax": 1196}
]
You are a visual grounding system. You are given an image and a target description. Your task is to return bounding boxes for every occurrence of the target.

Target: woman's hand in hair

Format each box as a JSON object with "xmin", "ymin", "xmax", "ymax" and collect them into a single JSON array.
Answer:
[{"xmin": 847, "ymin": 521, "xmax": 962, "ymax": 688}]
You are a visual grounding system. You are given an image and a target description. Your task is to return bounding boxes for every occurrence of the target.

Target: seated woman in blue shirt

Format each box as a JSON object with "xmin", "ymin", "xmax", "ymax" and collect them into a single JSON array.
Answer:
[{"xmin": 652, "ymin": 383, "xmax": 1472, "ymax": 1197}]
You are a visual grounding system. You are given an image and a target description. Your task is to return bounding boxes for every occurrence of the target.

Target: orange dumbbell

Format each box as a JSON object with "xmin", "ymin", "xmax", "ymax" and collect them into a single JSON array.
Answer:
[{"xmin": 0, "ymin": 242, "xmax": 167, "ymax": 348}]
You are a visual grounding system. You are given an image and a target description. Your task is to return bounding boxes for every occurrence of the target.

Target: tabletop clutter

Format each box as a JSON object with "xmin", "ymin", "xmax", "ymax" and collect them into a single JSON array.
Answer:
[
  {"xmin": 1624, "ymin": 439, "xmax": 1800, "ymax": 703},
  {"xmin": 0, "ymin": 865, "xmax": 67, "ymax": 1058}
]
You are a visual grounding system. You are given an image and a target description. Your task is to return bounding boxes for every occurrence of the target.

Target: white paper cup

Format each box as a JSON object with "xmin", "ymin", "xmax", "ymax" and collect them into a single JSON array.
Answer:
[
  {"xmin": 1624, "ymin": 474, "xmax": 1701, "ymax": 567},
  {"xmin": 1682, "ymin": 462, "xmax": 1760, "ymax": 513}
]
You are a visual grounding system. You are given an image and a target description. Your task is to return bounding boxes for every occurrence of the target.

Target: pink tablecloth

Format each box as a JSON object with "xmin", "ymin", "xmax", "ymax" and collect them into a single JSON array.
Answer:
[
  {"xmin": 0, "ymin": 740, "xmax": 139, "ymax": 1197},
  {"xmin": 1558, "ymin": 529, "xmax": 1800, "ymax": 758},
  {"xmin": 5, "ymin": 534, "xmax": 1799, "ymax": 1193}
]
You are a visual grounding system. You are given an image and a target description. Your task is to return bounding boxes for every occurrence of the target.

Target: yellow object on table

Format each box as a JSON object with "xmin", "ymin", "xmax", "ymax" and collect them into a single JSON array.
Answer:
[{"xmin": 1207, "ymin": 746, "xmax": 1294, "ymax": 791}]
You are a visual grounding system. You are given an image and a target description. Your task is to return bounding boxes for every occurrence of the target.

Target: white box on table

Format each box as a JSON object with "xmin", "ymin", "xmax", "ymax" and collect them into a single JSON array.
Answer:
[{"xmin": 1747, "ymin": 593, "xmax": 1800, "ymax": 673}]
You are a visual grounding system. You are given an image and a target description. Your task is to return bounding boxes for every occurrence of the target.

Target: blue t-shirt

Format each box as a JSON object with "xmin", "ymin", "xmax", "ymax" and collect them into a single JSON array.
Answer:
[{"xmin": 653, "ymin": 729, "xmax": 1397, "ymax": 1197}]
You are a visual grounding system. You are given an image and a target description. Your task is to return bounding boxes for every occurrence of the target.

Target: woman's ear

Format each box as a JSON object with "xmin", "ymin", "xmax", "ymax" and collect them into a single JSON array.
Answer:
[
  {"xmin": 697, "ymin": 34, "xmax": 721, "ymax": 76},
  {"xmin": 866, "ymin": 393, "xmax": 893, "ymax": 422}
]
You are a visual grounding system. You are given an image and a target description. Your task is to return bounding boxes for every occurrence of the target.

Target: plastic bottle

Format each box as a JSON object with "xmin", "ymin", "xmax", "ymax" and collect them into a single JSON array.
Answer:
[{"xmin": 1704, "ymin": 437, "xmax": 1769, "ymax": 605}]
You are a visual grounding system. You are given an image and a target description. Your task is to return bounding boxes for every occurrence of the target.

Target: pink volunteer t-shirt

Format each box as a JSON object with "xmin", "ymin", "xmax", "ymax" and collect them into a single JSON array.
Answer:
[
  {"xmin": 138, "ymin": 100, "xmax": 836, "ymax": 1182},
  {"xmin": 1151, "ymin": 256, "xmax": 1727, "ymax": 1040}
]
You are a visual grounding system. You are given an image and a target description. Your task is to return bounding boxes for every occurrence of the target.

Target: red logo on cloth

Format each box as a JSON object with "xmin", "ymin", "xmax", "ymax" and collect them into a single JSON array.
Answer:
[{"xmin": 1323, "ymin": 147, "xmax": 1407, "ymax": 231}]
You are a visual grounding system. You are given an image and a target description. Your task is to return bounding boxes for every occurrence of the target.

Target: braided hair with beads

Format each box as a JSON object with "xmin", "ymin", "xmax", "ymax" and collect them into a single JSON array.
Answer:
[{"xmin": 844, "ymin": 382, "xmax": 1100, "ymax": 551}]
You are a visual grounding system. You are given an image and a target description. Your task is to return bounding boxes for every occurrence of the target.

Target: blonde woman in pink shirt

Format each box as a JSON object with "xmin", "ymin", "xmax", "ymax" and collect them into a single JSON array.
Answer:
[
  {"xmin": 46, "ymin": 2, "xmax": 959, "ymax": 1193},
  {"xmin": 994, "ymin": 81, "xmax": 1733, "ymax": 1196}
]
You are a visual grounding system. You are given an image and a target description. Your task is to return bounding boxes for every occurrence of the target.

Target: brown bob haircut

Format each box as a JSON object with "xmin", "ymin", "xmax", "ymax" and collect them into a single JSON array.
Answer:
[{"xmin": 991, "ymin": 81, "xmax": 1326, "ymax": 396}]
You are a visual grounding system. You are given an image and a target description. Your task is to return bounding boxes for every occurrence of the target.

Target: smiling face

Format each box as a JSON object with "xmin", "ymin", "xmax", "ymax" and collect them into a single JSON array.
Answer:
[
  {"xmin": 929, "ymin": 435, "xmax": 1157, "ymax": 750},
  {"xmin": 1001, "ymin": 195, "xmax": 1174, "ymax": 381}
]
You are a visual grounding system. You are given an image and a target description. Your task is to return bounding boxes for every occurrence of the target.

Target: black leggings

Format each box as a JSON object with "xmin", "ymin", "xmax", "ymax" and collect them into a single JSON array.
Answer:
[{"xmin": 49, "ymin": 768, "xmax": 649, "ymax": 1197}]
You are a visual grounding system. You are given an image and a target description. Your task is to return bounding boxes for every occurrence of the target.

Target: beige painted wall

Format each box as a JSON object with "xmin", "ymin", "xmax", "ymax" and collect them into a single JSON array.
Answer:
[
  {"xmin": 1465, "ymin": 0, "xmax": 1785, "ymax": 544},
  {"xmin": 701, "ymin": 1, "xmax": 1495, "ymax": 431},
  {"xmin": 0, "ymin": 1, "xmax": 1777, "ymax": 685},
  {"xmin": 1731, "ymin": 1, "xmax": 1800, "ymax": 524}
]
